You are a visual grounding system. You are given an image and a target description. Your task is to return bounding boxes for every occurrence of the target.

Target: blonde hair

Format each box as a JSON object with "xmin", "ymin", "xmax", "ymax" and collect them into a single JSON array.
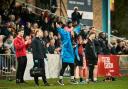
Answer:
[{"xmin": 35, "ymin": 29, "xmax": 43, "ymax": 36}]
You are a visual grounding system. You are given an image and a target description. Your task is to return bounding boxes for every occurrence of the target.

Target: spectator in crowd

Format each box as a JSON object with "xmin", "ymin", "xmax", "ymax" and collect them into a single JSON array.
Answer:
[
  {"xmin": 47, "ymin": 38, "xmax": 56, "ymax": 54},
  {"xmin": 116, "ymin": 39, "xmax": 124, "ymax": 54},
  {"xmin": 50, "ymin": 0, "xmax": 58, "ymax": 13},
  {"xmin": 4, "ymin": 35, "xmax": 15, "ymax": 54},
  {"xmin": 40, "ymin": 0, "xmax": 50, "ymax": 10},
  {"xmin": 75, "ymin": 25, "xmax": 87, "ymax": 40},
  {"xmin": 0, "ymin": 35, "xmax": 5, "ymax": 70},
  {"xmin": 24, "ymin": 22, "xmax": 31, "ymax": 37},
  {"xmin": 85, "ymin": 32, "xmax": 98, "ymax": 83},
  {"xmin": 31, "ymin": 29, "xmax": 49, "ymax": 86},
  {"xmin": 39, "ymin": 12, "xmax": 45, "ymax": 28},
  {"xmin": 3, "ymin": 35, "xmax": 16, "ymax": 71},
  {"xmin": 8, "ymin": 22, "xmax": 17, "ymax": 37},
  {"xmin": 43, "ymin": 30, "xmax": 50, "ymax": 44},
  {"xmin": 49, "ymin": 31, "xmax": 54, "ymax": 40},
  {"xmin": 13, "ymin": 29, "xmax": 31, "ymax": 84},
  {"xmin": 49, "ymin": 21, "xmax": 57, "ymax": 35},
  {"xmin": 123, "ymin": 40, "xmax": 128, "ymax": 54},
  {"xmin": 110, "ymin": 41, "xmax": 117, "ymax": 54},
  {"xmin": 8, "ymin": 14, "xmax": 15, "ymax": 23},
  {"xmin": 71, "ymin": 7, "xmax": 83, "ymax": 24},
  {"xmin": 1, "ymin": 23, "xmax": 14, "ymax": 43},
  {"xmin": 39, "ymin": 11, "xmax": 51, "ymax": 32},
  {"xmin": 54, "ymin": 33, "xmax": 61, "ymax": 54},
  {"xmin": 98, "ymin": 32, "xmax": 110, "ymax": 54},
  {"xmin": 31, "ymin": 22, "xmax": 39, "ymax": 38},
  {"xmin": 121, "ymin": 41, "xmax": 127, "ymax": 54},
  {"xmin": 55, "ymin": 33, "xmax": 61, "ymax": 48}
]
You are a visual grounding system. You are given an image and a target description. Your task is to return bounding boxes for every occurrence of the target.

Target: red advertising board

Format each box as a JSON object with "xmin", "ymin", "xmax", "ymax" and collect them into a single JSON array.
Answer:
[{"xmin": 98, "ymin": 55, "xmax": 119, "ymax": 77}]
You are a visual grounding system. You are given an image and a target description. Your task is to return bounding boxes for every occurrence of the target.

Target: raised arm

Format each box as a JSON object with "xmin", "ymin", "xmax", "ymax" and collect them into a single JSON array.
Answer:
[{"xmin": 74, "ymin": 25, "xmax": 81, "ymax": 35}]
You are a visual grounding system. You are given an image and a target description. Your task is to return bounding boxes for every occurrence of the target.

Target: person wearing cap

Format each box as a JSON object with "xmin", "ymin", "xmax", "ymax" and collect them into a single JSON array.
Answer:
[
  {"xmin": 85, "ymin": 32, "xmax": 98, "ymax": 83},
  {"xmin": 13, "ymin": 29, "xmax": 31, "ymax": 84},
  {"xmin": 71, "ymin": 7, "xmax": 83, "ymax": 24}
]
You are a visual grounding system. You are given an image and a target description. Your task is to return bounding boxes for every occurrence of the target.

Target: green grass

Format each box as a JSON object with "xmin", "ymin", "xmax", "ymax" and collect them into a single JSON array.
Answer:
[{"xmin": 0, "ymin": 77, "xmax": 128, "ymax": 89}]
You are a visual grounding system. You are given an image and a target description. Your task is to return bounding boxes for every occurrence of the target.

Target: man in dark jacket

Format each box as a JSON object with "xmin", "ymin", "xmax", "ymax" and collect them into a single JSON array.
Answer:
[
  {"xmin": 98, "ymin": 32, "xmax": 110, "ymax": 54},
  {"xmin": 50, "ymin": 0, "xmax": 58, "ymax": 13},
  {"xmin": 31, "ymin": 29, "xmax": 49, "ymax": 86},
  {"xmin": 71, "ymin": 7, "xmax": 83, "ymax": 24},
  {"xmin": 85, "ymin": 32, "xmax": 98, "ymax": 83},
  {"xmin": 24, "ymin": 22, "xmax": 31, "ymax": 37}
]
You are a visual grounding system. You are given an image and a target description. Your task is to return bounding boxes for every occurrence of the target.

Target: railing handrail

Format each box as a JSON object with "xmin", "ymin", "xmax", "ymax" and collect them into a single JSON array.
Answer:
[
  {"xmin": 60, "ymin": 0, "xmax": 67, "ymax": 16},
  {"xmin": 16, "ymin": 0, "xmax": 68, "ymax": 19}
]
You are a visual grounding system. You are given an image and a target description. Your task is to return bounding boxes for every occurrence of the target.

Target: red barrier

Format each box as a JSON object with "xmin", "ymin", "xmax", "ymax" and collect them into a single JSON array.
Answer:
[
  {"xmin": 74, "ymin": 55, "xmax": 128, "ymax": 78},
  {"xmin": 98, "ymin": 55, "xmax": 120, "ymax": 77}
]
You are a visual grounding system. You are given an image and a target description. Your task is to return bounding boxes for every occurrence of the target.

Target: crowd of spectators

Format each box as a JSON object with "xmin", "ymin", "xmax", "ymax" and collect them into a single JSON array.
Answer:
[{"xmin": 0, "ymin": 3, "xmax": 128, "ymax": 56}]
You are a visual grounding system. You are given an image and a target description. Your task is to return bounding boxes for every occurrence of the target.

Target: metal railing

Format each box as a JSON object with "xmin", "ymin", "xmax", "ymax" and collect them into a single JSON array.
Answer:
[
  {"xmin": 0, "ymin": 54, "xmax": 16, "ymax": 80},
  {"xmin": 60, "ymin": 0, "xmax": 67, "ymax": 16},
  {"xmin": 16, "ymin": 0, "xmax": 68, "ymax": 20}
]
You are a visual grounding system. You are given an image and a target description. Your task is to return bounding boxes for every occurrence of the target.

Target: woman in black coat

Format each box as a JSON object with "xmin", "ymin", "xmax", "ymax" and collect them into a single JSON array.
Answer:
[
  {"xmin": 31, "ymin": 29, "xmax": 49, "ymax": 86},
  {"xmin": 85, "ymin": 32, "xmax": 98, "ymax": 83}
]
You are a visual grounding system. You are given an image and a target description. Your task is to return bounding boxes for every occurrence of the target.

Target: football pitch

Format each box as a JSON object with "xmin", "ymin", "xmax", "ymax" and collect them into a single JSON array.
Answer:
[{"xmin": 0, "ymin": 77, "xmax": 128, "ymax": 89}]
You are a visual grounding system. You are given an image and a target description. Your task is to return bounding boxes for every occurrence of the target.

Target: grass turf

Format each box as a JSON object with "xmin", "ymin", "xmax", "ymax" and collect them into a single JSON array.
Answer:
[{"xmin": 0, "ymin": 77, "xmax": 128, "ymax": 89}]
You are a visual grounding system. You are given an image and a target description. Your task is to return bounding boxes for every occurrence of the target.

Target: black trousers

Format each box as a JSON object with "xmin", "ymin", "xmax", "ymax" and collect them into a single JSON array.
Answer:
[
  {"xmin": 60, "ymin": 62, "xmax": 74, "ymax": 76},
  {"xmin": 34, "ymin": 59, "xmax": 47, "ymax": 85},
  {"xmin": 88, "ymin": 65, "xmax": 94, "ymax": 81},
  {"xmin": 88, "ymin": 60, "xmax": 97, "ymax": 81},
  {"xmin": 16, "ymin": 56, "xmax": 27, "ymax": 82}
]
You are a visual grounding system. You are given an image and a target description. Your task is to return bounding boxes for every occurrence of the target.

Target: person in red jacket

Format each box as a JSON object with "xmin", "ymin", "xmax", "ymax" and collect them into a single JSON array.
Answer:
[{"xmin": 13, "ymin": 29, "xmax": 31, "ymax": 84}]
